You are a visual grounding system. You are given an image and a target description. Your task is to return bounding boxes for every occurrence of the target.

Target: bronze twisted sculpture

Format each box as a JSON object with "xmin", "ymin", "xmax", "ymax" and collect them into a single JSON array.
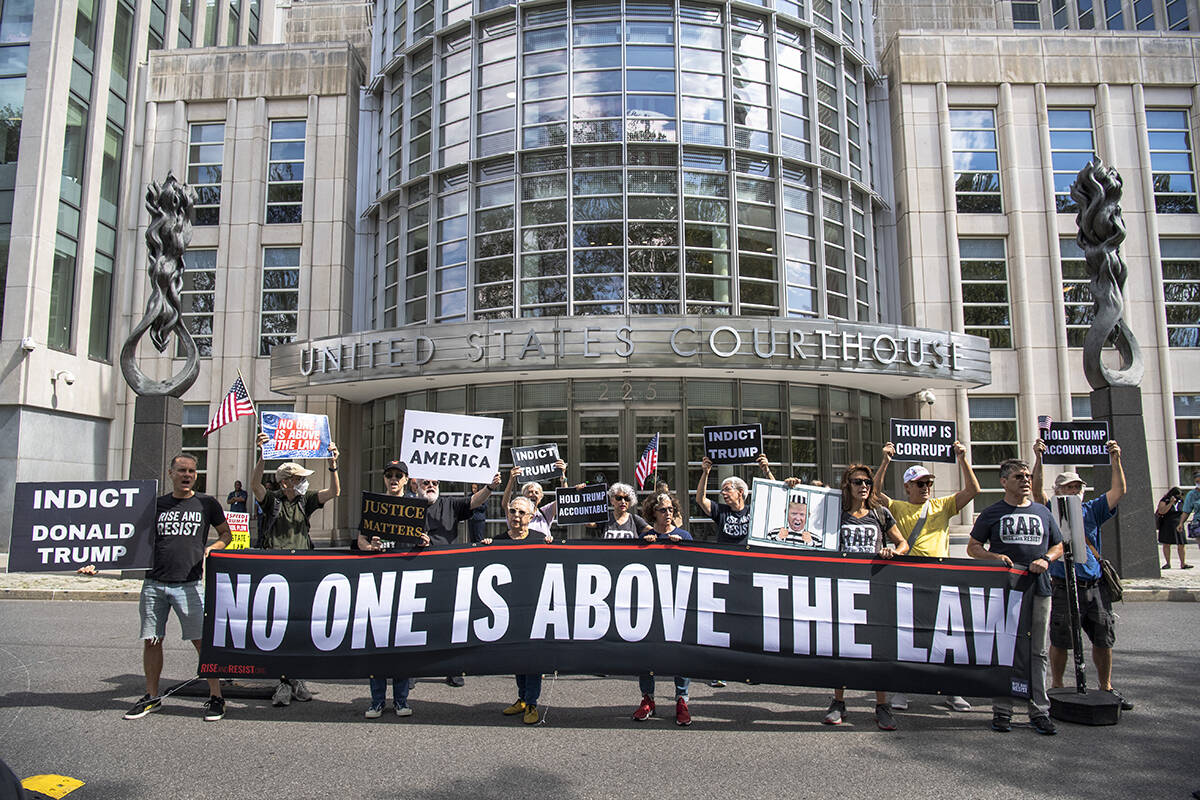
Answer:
[
  {"xmin": 1069, "ymin": 159, "xmax": 1144, "ymax": 390},
  {"xmin": 120, "ymin": 174, "xmax": 201, "ymax": 397}
]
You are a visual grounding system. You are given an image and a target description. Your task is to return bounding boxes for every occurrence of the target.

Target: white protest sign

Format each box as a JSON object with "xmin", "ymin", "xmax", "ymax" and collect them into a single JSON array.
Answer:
[{"xmin": 400, "ymin": 409, "xmax": 503, "ymax": 484}]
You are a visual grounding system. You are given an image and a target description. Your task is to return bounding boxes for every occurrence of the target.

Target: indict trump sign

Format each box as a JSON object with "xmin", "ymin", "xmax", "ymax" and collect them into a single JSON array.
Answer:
[
  {"xmin": 400, "ymin": 409, "xmax": 503, "ymax": 484},
  {"xmin": 8, "ymin": 480, "xmax": 157, "ymax": 571}
]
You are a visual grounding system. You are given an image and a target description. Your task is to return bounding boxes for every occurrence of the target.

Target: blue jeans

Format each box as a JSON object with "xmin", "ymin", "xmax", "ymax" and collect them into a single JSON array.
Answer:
[
  {"xmin": 638, "ymin": 674, "xmax": 689, "ymax": 700},
  {"xmin": 516, "ymin": 674, "xmax": 542, "ymax": 706},
  {"xmin": 369, "ymin": 677, "xmax": 411, "ymax": 708}
]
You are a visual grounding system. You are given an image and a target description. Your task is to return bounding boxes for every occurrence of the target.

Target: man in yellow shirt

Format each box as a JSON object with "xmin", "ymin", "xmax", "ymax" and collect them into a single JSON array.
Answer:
[{"xmin": 874, "ymin": 439, "xmax": 981, "ymax": 711}]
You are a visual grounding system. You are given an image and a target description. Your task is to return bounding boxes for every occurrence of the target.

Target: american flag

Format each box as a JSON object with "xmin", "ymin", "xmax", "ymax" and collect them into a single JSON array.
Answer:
[
  {"xmin": 204, "ymin": 375, "xmax": 256, "ymax": 436},
  {"xmin": 1037, "ymin": 415, "xmax": 1053, "ymax": 437},
  {"xmin": 634, "ymin": 433, "xmax": 659, "ymax": 490}
]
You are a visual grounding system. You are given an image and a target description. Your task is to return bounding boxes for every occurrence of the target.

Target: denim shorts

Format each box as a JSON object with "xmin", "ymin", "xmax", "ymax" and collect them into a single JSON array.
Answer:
[{"xmin": 139, "ymin": 578, "xmax": 205, "ymax": 641}]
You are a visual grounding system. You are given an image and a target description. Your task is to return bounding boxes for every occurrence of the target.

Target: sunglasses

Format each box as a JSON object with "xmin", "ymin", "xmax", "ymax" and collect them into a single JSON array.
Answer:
[
  {"xmin": 913, "ymin": 479, "xmax": 934, "ymax": 488},
  {"xmin": 655, "ymin": 505, "xmax": 675, "ymax": 514},
  {"xmin": 419, "ymin": 480, "xmax": 440, "ymax": 487},
  {"xmin": 613, "ymin": 495, "xmax": 632, "ymax": 502},
  {"xmin": 850, "ymin": 478, "xmax": 873, "ymax": 487},
  {"xmin": 384, "ymin": 472, "xmax": 405, "ymax": 479}
]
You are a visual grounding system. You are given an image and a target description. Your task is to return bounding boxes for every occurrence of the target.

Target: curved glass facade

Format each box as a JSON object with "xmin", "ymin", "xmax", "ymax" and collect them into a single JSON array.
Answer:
[{"xmin": 364, "ymin": 0, "xmax": 882, "ymax": 327}]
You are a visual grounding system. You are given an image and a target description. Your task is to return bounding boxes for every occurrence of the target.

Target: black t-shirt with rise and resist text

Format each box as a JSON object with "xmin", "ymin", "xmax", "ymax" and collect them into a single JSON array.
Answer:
[{"xmin": 149, "ymin": 493, "xmax": 226, "ymax": 583}]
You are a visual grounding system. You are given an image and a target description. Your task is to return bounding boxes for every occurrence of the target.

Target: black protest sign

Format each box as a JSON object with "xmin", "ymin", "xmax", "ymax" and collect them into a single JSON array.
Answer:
[
  {"xmin": 889, "ymin": 419, "xmax": 957, "ymax": 463},
  {"xmin": 1042, "ymin": 421, "xmax": 1110, "ymax": 465},
  {"xmin": 511, "ymin": 444, "xmax": 563, "ymax": 482},
  {"xmin": 201, "ymin": 543, "xmax": 1036, "ymax": 699},
  {"xmin": 359, "ymin": 492, "xmax": 427, "ymax": 550},
  {"xmin": 554, "ymin": 483, "xmax": 610, "ymax": 525},
  {"xmin": 703, "ymin": 424, "xmax": 763, "ymax": 465},
  {"xmin": 8, "ymin": 480, "xmax": 158, "ymax": 572}
]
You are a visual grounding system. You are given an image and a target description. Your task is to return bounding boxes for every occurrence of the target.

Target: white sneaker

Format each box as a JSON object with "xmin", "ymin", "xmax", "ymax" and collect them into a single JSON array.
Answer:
[
  {"xmin": 272, "ymin": 681, "xmax": 292, "ymax": 707},
  {"xmin": 395, "ymin": 704, "xmax": 413, "ymax": 717},
  {"xmin": 291, "ymin": 680, "xmax": 313, "ymax": 702},
  {"xmin": 364, "ymin": 704, "xmax": 384, "ymax": 719},
  {"xmin": 946, "ymin": 695, "xmax": 972, "ymax": 712},
  {"xmin": 889, "ymin": 693, "xmax": 909, "ymax": 711}
]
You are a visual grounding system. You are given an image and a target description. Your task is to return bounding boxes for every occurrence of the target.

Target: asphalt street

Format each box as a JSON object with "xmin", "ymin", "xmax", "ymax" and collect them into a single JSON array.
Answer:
[{"xmin": 0, "ymin": 599, "xmax": 1195, "ymax": 800}]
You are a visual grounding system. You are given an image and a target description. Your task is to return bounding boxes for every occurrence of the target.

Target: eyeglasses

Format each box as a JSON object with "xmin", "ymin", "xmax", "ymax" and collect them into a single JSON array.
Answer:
[
  {"xmin": 419, "ymin": 480, "xmax": 439, "ymax": 487},
  {"xmin": 506, "ymin": 508, "xmax": 532, "ymax": 516},
  {"xmin": 850, "ymin": 478, "xmax": 873, "ymax": 487},
  {"xmin": 913, "ymin": 479, "xmax": 934, "ymax": 488},
  {"xmin": 613, "ymin": 495, "xmax": 632, "ymax": 502},
  {"xmin": 655, "ymin": 506, "xmax": 675, "ymax": 514}
]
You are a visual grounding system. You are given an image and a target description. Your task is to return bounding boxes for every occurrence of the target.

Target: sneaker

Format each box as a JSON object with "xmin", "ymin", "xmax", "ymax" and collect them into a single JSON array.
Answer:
[
  {"xmin": 123, "ymin": 693, "xmax": 161, "ymax": 720},
  {"xmin": 1183, "ymin": 564, "xmax": 1195, "ymax": 570},
  {"xmin": 946, "ymin": 695, "xmax": 972, "ymax": 712},
  {"xmin": 202, "ymin": 696, "xmax": 226, "ymax": 722},
  {"xmin": 708, "ymin": 679, "xmax": 727, "ymax": 688},
  {"xmin": 875, "ymin": 703, "xmax": 897, "ymax": 731},
  {"xmin": 822, "ymin": 699, "xmax": 846, "ymax": 725},
  {"xmin": 364, "ymin": 704, "xmax": 385, "ymax": 719},
  {"xmin": 1108, "ymin": 688, "xmax": 1134, "ymax": 711},
  {"xmin": 502, "ymin": 700, "xmax": 527, "ymax": 716},
  {"xmin": 889, "ymin": 693, "xmax": 909, "ymax": 710},
  {"xmin": 1163, "ymin": 563, "xmax": 1171, "ymax": 569},
  {"xmin": 446, "ymin": 675, "xmax": 465, "ymax": 687},
  {"xmin": 272, "ymin": 680, "xmax": 292, "ymax": 707},
  {"xmin": 523, "ymin": 704, "xmax": 540, "ymax": 725},
  {"xmin": 395, "ymin": 704, "xmax": 413, "ymax": 717},
  {"xmin": 991, "ymin": 712, "xmax": 1012, "ymax": 732},
  {"xmin": 1030, "ymin": 714, "xmax": 1057, "ymax": 735},
  {"xmin": 675, "ymin": 697, "xmax": 692, "ymax": 727},
  {"xmin": 290, "ymin": 680, "xmax": 312, "ymax": 702},
  {"xmin": 633, "ymin": 694, "xmax": 655, "ymax": 721}
]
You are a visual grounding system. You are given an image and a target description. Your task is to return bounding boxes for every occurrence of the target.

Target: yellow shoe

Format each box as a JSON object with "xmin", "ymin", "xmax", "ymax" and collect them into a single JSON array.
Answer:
[
  {"xmin": 523, "ymin": 704, "xmax": 540, "ymax": 725},
  {"xmin": 502, "ymin": 700, "xmax": 526, "ymax": 716}
]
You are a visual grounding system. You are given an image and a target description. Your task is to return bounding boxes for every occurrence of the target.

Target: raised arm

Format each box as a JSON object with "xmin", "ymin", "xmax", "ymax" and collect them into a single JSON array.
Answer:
[
  {"xmin": 315, "ymin": 442, "xmax": 341, "ymax": 505},
  {"xmin": 695, "ymin": 457, "xmax": 714, "ymax": 517},
  {"xmin": 952, "ymin": 440, "xmax": 981, "ymax": 512},
  {"xmin": 874, "ymin": 442, "xmax": 895, "ymax": 504},
  {"xmin": 1105, "ymin": 441, "xmax": 1126, "ymax": 509},
  {"xmin": 756, "ymin": 453, "xmax": 774, "ymax": 481},
  {"xmin": 471, "ymin": 473, "xmax": 502, "ymax": 509},
  {"xmin": 1031, "ymin": 438, "xmax": 1049, "ymax": 505},
  {"xmin": 251, "ymin": 432, "xmax": 269, "ymax": 502},
  {"xmin": 502, "ymin": 466, "xmax": 521, "ymax": 510}
]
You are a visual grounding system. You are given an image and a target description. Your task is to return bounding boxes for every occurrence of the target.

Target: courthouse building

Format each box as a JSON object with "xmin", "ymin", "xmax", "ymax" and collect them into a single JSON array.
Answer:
[{"xmin": 0, "ymin": 0, "xmax": 1197, "ymax": 544}]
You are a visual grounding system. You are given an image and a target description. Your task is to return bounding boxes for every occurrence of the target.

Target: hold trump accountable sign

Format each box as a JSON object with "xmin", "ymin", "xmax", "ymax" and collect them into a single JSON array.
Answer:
[{"xmin": 200, "ymin": 544, "xmax": 1035, "ymax": 697}]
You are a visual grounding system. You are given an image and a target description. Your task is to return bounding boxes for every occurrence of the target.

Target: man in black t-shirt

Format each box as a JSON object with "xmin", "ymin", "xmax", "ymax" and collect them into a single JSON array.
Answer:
[
  {"xmin": 124, "ymin": 453, "xmax": 231, "ymax": 723},
  {"xmin": 968, "ymin": 457, "xmax": 1064, "ymax": 736},
  {"xmin": 696, "ymin": 454, "xmax": 774, "ymax": 543}
]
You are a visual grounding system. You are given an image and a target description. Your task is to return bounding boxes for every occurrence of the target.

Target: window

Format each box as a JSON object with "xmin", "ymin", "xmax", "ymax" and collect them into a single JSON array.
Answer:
[
  {"xmin": 1076, "ymin": 0, "xmax": 1094, "ymax": 27},
  {"xmin": 1012, "ymin": 0, "xmax": 1041, "ymax": 27},
  {"xmin": 1051, "ymin": 0, "xmax": 1068, "ymax": 28},
  {"xmin": 1061, "ymin": 237, "xmax": 1093, "ymax": 348},
  {"xmin": 406, "ymin": 181, "xmax": 430, "ymax": 324},
  {"xmin": 435, "ymin": 169, "xmax": 468, "ymax": 321},
  {"xmin": 266, "ymin": 120, "xmax": 305, "ymax": 224},
  {"xmin": 950, "ymin": 109, "xmax": 1002, "ymax": 213},
  {"xmin": 189, "ymin": 123, "xmax": 223, "ymax": 225},
  {"xmin": 439, "ymin": 31, "xmax": 471, "ymax": 168},
  {"xmin": 968, "ymin": 396, "xmax": 1019, "ymax": 509},
  {"xmin": 259, "ymin": 247, "xmax": 299, "ymax": 356},
  {"xmin": 683, "ymin": 149, "xmax": 731, "ymax": 314},
  {"xmin": 1103, "ymin": 0, "xmax": 1123, "ymax": 28},
  {"xmin": 1177, "ymin": 395, "xmax": 1200, "ymax": 484},
  {"xmin": 409, "ymin": 47, "xmax": 433, "ymax": 178},
  {"xmin": 1048, "ymin": 109, "xmax": 1094, "ymax": 213},
  {"xmin": 1162, "ymin": 238, "xmax": 1200, "ymax": 347},
  {"xmin": 1147, "ymin": 109, "xmax": 1197, "ymax": 214},
  {"xmin": 1134, "ymin": 0, "xmax": 1154, "ymax": 29},
  {"xmin": 181, "ymin": 249, "xmax": 216, "ymax": 357},
  {"xmin": 182, "ymin": 404, "xmax": 209, "ymax": 493},
  {"xmin": 1165, "ymin": 0, "xmax": 1189, "ymax": 29},
  {"xmin": 203, "ymin": 0, "xmax": 218, "ymax": 46},
  {"xmin": 473, "ymin": 158, "xmax": 515, "ymax": 319},
  {"xmin": 959, "ymin": 238, "xmax": 1012, "ymax": 348}
]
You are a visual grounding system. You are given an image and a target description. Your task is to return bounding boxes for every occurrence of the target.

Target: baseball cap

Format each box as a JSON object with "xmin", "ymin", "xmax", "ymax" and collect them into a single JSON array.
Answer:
[
  {"xmin": 1053, "ymin": 471, "xmax": 1086, "ymax": 488},
  {"xmin": 276, "ymin": 462, "xmax": 314, "ymax": 479},
  {"xmin": 903, "ymin": 465, "xmax": 932, "ymax": 483},
  {"xmin": 383, "ymin": 459, "xmax": 409, "ymax": 475}
]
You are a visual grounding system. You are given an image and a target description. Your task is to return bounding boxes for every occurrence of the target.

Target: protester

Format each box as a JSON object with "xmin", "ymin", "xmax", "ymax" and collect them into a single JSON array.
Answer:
[
  {"xmin": 633, "ymin": 492, "xmax": 695, "ymax": 726},
  {"xmin": 501, "ymin": 459, "xmax": 568, "ymax": 537},
  {"xmin": 967, "ymin": 458, "xmax": 1064, "ymax": 735},
  {"xmin": 586, "ymin": 483, "xmax": 650, "ymax": 539},
  {"xmin": 226, "ymin": 480, "xmax": 248, "ymax": 513},
  {"xmin": 467, "ymin": 483, "xmax": 488, "ymax": 543},
  {"xmin": 479, "ymin": 495, "xmax": 553, "ymax": 724},
  {"xmin": 1157, "ymin": 487, "xmax": 1190, "ymax": 569},
  {"xmin": 821, "ymin": 465, "xmax": 908, "ymax": 731},
  {"xmin": 1032, "ymin": 439, "xmax": 1133, "ymax": 710},
  {"xmin": 356, "ymin": 459, "xmax": 418, "ymax": 718},
  {"xmin": 124, "ymin": 453, "xmax": 232, "ymax": 722},
  {"xmin": 696, "ymin": 454, "xmax": 774, "ymax": 543},
  {"xmin": 874, "ymin": 440, "xmax": 980, "ymax": 712},
  {"xmin": 250, "ymin": 431, "xmax": 341, "ymax": 706},
  {"xmin": 1177, "ymin": 470, "xmax": 1200, "ymax": 547}
]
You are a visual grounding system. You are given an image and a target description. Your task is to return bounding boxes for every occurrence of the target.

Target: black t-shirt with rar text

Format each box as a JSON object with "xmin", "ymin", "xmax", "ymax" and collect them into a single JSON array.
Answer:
[
  {"xmin": 969, "ymin": 499, "xmax": 1063, "ymax": 597},
  {"xmin": 148, "ymin": 493, "xmax": 227, "ymax": 583}
]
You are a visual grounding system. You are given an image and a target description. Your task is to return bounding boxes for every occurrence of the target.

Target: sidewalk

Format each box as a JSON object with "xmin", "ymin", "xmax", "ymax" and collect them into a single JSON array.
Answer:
[{"xmin": 1, "ymin": 551, "xmax": 1197, "ymax": 602}]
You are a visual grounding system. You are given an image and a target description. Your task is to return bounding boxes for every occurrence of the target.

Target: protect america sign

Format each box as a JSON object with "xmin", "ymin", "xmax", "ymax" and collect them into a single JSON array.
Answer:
[
  {"xmin": 200, "ymin": 543, "xmax": 1035, "ymax": 697},
  {"xmin": 399, "ymin": 409, "xmax": 503, "ymax": 484}
]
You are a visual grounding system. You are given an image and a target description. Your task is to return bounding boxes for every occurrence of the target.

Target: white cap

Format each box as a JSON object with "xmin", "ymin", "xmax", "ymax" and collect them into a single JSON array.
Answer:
[{"xmin": 902, "ymin": 465, "xmax": 932, "ymax": 483}]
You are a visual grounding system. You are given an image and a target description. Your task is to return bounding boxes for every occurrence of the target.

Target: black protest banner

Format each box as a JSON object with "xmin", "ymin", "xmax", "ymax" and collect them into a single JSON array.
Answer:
[
  {"xmin": 555, "ymin": 483, "xmax": 609, "ymax": 525},
  {"xmin": 889, "ymin": 419, "xmax": 957, "ymax": 463},
  {"xmin": 703, "ymin": 424, "xmax": 763, "ymax": 465},
  {"xmin": 1042, "ymin": 421, "xmax": 1110, "ymax": 465},
  {"xmin": 511, "ymin": 444, "xmax": 563, "ymax": 482},
  {"xmin": 8, "ymin": 480, "xmax": 158, "ymax": 572},
  {"xmin": 200, "ymin": 543, "xmax": 1036, "ymax": 698},
  {"xmin": 359, "ymin": 492, "xmax": 427, "ymax": 550}
]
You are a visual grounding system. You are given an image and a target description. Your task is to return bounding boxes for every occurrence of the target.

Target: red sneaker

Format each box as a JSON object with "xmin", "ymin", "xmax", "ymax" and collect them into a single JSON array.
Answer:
[
  {"xmin": 633, "ymin": 694, "xmax": 655, "ymax": 721},
  {"xmin": 675, "ymin": 697, "xmax": 692, "ymax": 727}
]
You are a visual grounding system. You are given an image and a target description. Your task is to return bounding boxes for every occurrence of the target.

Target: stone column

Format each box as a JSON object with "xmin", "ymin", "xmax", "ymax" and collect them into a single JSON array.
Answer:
[{"xmin": 129, "ymin": 395, "xmax": 183, "ymax": 483}]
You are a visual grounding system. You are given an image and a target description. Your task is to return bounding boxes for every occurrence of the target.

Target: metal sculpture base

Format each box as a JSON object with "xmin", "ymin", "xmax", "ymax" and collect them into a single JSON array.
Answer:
[
  {"xmin": 1048, "ymin": 687, "xmax": 1121, "ymax": 726},
  {"xmin": 1090, "ymin": 386, "xmax": 1160, "ymax": 579},
  {"xmin": 130, "ymin": 395, "xmax": 183, "ymax": 484}
]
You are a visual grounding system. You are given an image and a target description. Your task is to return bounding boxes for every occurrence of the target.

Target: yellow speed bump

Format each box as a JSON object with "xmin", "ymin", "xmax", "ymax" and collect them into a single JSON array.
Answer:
[{"xmin": 21, "ymin": 774, "xmax": 85, "ymax": 798}]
